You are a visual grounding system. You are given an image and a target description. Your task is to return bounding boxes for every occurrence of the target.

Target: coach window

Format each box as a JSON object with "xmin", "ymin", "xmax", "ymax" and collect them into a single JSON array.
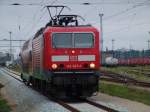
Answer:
[{"xmin": 74, "ymin": 33, "xmax": 94, "ymax": 48}]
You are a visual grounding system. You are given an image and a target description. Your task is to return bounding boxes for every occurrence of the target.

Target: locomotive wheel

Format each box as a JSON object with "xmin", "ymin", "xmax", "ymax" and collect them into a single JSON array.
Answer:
[
  {"xmin": 37, "ymin": 79, "xmax": 41, "ymax": 90},
  {"xmin": 34, "ymin": 79, "xmax": 38, "ymax": 90},
  {"xmin": 21, "ymin": 73, "xmax": 26, "ymax": 82},
  {"xmin": 25, "ymin": 77, "xmax": 31, "ymax": 86},
  {"xmin": 40, "ymin": 81, "xmax": 46, "ymax": 93},
  {"xmin": 31, "ymin": 78, "xmax": 37, "ymax": 89},
  {"xmin": 34, "ymin": 78, "xmax": 41, "ymax": 91}
]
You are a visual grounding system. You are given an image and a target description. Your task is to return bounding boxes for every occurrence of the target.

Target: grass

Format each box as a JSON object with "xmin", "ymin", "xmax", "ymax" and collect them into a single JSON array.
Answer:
[
  {"xmin": 0, "ymin": 84, "xmax": 11, "ymax": 112},
  {"xmin": 8, "ymin": 64, "xmax": 21, "ymax": 73},
  {"xmin": 99, "ymin": 82, "xmax": 150, "ymax": 106},
  {"xmin": 0, "ymin": 97, "xmax": 11, "ymax": 112}
]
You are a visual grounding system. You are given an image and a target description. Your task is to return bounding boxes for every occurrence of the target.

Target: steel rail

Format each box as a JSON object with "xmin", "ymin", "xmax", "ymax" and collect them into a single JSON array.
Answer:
[
  {"xmin": 1, "ymin": 68, "xmax": 22, "ymax": 82},
  {"xmin": 50, "ymin": 98, "xmax": 81, "ymax": 112},
  {"xmin": 84, "ymin": 99, "xmax": 119, "ymax": 112},
  {"xmin": 100, "ymin": 70, "xmax": 150, "ymax": 87},
  {"xmin": 4, "ymin": 67, "xmax": 20, "ymax": 76}
]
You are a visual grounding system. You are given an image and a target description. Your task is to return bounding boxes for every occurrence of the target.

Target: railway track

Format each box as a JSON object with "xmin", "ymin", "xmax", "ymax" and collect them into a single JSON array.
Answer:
[
  {"xmin": 129, "ymin": 69, "xmax": 150, "ymax": 77},
  {"xmin": 100, "ymin": 70, "xmax": 150, "ymax": 88},
  {"xmin": 81, "ymin": 99, "xmax": 119, "ymax": 112},
  {"xmin": 132, "ymin": 67, "xmax": 150, "ymax": 73},
  {"xmin": 1, "ymin": 68, "xmax": 22, "ymax": 82},
  {"xmin": 1, "ymin": 67, "xmax": 120, "ymax": 112}
]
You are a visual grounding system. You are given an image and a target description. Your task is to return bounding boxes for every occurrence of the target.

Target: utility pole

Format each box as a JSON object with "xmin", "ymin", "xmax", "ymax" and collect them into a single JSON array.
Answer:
[
  {"xmin": 99, "ymin": 13, "xmax": 104, "ymax": 51},
  {"xmin": 148, "ymin": 40, "xmax": 150, "ymax": 50},
  {"xmin": 9, "ymin": 31, "xmax": 12, "ymax": 61},
  {"xmin": 112, "ymin": 39, "xmax": 115, "ymax": 51},
  {"xmin": 148, "ymin": 32, "xmax": 150, "ymax": 50},
  {"xmin": 111, "ymin": 39, "xmax": 115, "ymax": 57},
  {"xmin": 0, "ymin": 38, "xmax": 26, "ymax": 63},
  {"xmin": 99, "ymin": 13, "xmax": 104, "ymax": 65}
]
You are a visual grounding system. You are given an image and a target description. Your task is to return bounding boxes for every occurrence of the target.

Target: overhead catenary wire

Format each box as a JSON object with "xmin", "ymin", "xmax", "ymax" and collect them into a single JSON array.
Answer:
[
  {"xmin": 13, "ymin": 0, "xmax": 51, "ymax": 38},
  {"xmin": 0, "ymin": 0, "xmax": 150, "ymax": 6},
  {"xmin": 88, "ymin": 0, "xmax": 150, "ymax": 26},
  {"xmin": 104, "ymin": 21, "xmax": 150, "ymax": 37},
  {"xmin": 24, "ymin": 0, "xmax": 59, "ymax": 38},
  {"xmin": 21, "ymin": 0, "xmax": 46, "ymax": 38},
  {"xmin": 44, "ymin": 1, "xmax": 150, "ymax": 5},
  {"xmin": 87, "ymin": 0, "xmax": 150, "ymax": 37},
  {"xmin": 103, "ymin": 0, "xmax": 150, "ymax": 20}
]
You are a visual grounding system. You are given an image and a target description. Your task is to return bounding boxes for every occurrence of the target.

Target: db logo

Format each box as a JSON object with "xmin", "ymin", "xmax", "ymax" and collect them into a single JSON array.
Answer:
[{"xmin": 69, "ymin": 56, "xmax": 78, "ymax": 61}]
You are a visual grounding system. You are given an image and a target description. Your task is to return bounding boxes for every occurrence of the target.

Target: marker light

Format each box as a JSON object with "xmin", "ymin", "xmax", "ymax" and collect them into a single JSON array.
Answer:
[
  {"xmin": 72, "ymin": 50, "xmax": 75, "ymax": 54},
  {"xmin": 52, "ymin": 64, "xmax": 57, "ymax": 69},
  {"xmin": 90, "ymin": 63, "xmax": 95, "ymax": 68}
]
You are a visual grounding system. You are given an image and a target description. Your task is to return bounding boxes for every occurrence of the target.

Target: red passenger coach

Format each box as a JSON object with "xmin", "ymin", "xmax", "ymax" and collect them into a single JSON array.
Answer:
[{"xmin": 20, "ymin": 6, "xmax": 100, "ymax": 98}]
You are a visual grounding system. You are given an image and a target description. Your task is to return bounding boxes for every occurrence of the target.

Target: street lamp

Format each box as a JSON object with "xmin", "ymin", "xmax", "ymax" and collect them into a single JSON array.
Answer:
[
  {"xmin": 99, "ymin": 13, "xmax": 104, "ymax": 65},
  {"xmin": 3, "ymin": 39, "xmax": 7, "ymax": 41},
  {"xmin": 9, "ymin": 31, "xmax": 12, "ymax": 61},
  {"xmin": 112, "ymin": 39, "xmax": 115, "ymax": 51},
  {"xmin": 148, "ymin": 32, "xmax": 150, "ymax": 50},
  {"xmin": 99, "ymin": 13, "xmax": 104, "ymax": 52},
  {"xmin": 82, "ymin": 2, "xmax": 91, "ymax": 5}
]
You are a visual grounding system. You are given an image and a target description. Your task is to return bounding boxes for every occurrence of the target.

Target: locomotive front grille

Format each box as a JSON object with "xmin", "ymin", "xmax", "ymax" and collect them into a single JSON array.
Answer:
[{"xmin": 52, "ymin": 73, "xmax": 98, "ymax": 86}]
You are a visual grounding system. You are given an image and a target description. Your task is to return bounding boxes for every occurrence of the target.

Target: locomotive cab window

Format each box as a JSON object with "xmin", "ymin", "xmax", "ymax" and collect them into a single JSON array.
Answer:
[
  {"xmin": 74, "ymin": 33, "xmax": 94, "ymax": 48},
  {"xmin": 52, "ymin": 33, "xmax": 94, "ymax": 48},
  {"xmin": 52, "ymin": 33, "xmax": 72, "ymax": 48}
]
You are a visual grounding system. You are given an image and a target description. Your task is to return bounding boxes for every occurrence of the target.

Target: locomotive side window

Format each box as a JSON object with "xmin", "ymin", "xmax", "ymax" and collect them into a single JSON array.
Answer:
[
  {"xmin": 52, "ymin": 33, "xmax": 72, "ymax": 48},
  {"xmin": 74, "ymin": 33, "xmax": 94, "ymax": 48}
]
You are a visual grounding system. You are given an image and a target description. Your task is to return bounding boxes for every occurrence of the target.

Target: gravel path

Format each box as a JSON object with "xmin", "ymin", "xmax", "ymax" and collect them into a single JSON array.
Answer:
[
  {"xmin": 68, "ymin": 102, "xmax": 106, "ymax": 112},
  {"xmin": 90, "ymin": 93, "xmax": 150, "ymax": 112},
  {"xmin": 0, "ymin": 68, "xmax": 69, "ymax": 112}
]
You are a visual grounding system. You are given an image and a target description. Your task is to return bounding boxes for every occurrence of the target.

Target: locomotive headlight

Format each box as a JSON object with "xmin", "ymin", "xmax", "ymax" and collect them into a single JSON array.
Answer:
[
  {"xmin": 90, "ymin": 63, "xmax": 95, "ymax": 68},
  {"xmin": 52, "ymin": 64, "xmax": 57, "ymax": 69}
]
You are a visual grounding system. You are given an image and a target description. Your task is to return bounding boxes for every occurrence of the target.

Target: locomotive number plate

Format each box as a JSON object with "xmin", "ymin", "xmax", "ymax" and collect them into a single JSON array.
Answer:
[
  {"xmin": 69, "ymin": 56, "xmax": 78, "ymax": 61},
  {"xmin": 66, "ymin": 64, "xmax": 82, "ymax": 68}
]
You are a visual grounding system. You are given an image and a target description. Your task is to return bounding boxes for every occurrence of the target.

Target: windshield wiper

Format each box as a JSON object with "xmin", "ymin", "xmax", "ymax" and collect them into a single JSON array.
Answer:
[{"xmin": 52, "ymin": 42, "xmax": 57, "ymax": 49}]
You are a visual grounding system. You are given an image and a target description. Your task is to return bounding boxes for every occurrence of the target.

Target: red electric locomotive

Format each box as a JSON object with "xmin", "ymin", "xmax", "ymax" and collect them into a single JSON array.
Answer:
[{"xmin": 20, "ymin": 6, "xmax": 100, "ymax": 97}]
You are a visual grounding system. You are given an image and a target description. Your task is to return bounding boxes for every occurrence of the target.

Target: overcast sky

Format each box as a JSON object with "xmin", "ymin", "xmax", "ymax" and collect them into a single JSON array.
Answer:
[{"xmin": 0, "ymin": 0, "xmax": 150, "ymax": 57}]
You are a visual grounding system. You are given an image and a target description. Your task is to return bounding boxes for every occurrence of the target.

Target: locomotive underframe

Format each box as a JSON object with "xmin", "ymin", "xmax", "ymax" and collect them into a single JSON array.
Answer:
[
  {"xmin": 51, "ymin": 71, "xmax": 99, "ymax": 97},
  {"xmin": 21, "ymin": 70, "xmax": 99, "ymax": 97}
]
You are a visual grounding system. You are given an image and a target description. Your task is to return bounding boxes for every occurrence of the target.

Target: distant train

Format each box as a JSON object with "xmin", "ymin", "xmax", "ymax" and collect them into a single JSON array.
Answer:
[
  {"xmin": 19, "ymin": 6, "xmax": 100, "ymax": 98},
  {"xmin": 118, "ymin": 57, "xmax": 150, "ymax": 65},
  {"xmin": 102, "ymin": 50, "xmax": 150, "ymax": 66},
  {"xmin": 103, "ymin": 57, "xmax": 150, "ymax": 66},
  {"xmin": 104, "ymin": 57, "xmax": 118, "ymax": 66},
  {"xmin": 0, "ymin": 52, "xmax": 11, "ymax": 66}
]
